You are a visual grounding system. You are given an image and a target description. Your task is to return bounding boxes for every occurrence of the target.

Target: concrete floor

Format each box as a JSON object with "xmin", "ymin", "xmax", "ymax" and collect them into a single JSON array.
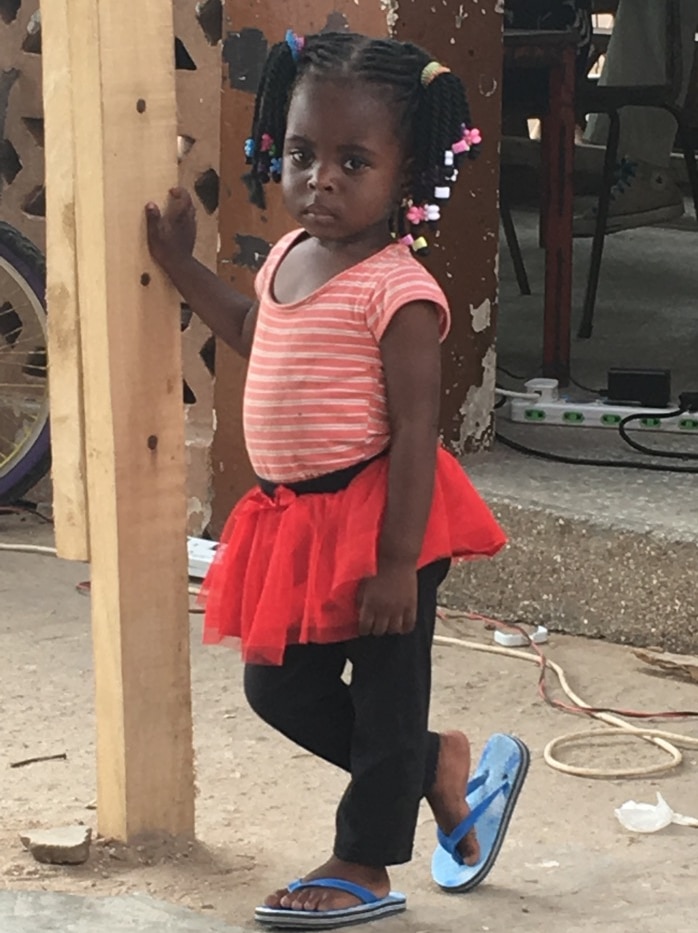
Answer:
[
  {"xmin": 496, "ymin": 204, "xmax": 698, "ymax": 397},
  {"xmin": 0, "ymin": 892, "xmax": 244, "ymax": 933},
  {"xmin": 492, "ymin": 206, "xmax": 698, "ymax": 544},
  {"xmin": 451, "ymin": 207, "xmax": 698, "ymax": 652}
]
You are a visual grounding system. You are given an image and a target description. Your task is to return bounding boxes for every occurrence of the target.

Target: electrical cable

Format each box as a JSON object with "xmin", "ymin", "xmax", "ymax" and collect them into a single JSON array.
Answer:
[
  {"xmin": 568, "ymin": 374, "xmax": 603, "ymax": 395},
  {"xmin": 0, "ymin": 504, "xmax": 53, "ymax": 524},
  {"xmin": 495, "ymin": 386, "xmax": 540, "ymax": 400},
  {"xmin": 619, "ymin": 408, "xmax": 698, "ymax": 461},
  {"xmin": 435, "ymin": 612, "xmax": 698, "ymax": 779},
  {"xmin": 0, "ymin": 542, "xmax": 57, "ymax": 555},
  {"xmin": 496, "ymin": 429, "xmax": 698, "ymax": 474}
]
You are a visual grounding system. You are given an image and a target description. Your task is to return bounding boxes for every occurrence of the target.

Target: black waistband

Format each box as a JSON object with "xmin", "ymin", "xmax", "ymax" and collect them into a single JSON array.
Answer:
[{"xmin": 257, "ymin": 450, "xmax": 387, "ymax": 499}]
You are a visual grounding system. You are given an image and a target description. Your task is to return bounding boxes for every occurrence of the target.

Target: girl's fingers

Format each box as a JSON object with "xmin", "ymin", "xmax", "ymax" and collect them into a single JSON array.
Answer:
[
  {"xmin": 358, "ymin": 601, "xmax": 374, "ymax": 636},
  {"xmin": 370, "ymin": 613, "xmax": 390, "ymax": 637},
  {"xmin": 401, "ymin": 607, "xmax": 417, "ymax": 634}
]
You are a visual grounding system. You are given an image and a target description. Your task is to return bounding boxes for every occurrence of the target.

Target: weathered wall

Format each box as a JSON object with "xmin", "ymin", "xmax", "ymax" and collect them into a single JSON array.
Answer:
[
  {"xmin": 394, "ymin": 0, "xmax": 502, "ymax": 453},
  {"xmin": 213, "ymin": 0, "xmax": 502, "ymax": 531},
  {"xmin": 0, "ymin": 0, "xmax": 220, "ymax": 533}
]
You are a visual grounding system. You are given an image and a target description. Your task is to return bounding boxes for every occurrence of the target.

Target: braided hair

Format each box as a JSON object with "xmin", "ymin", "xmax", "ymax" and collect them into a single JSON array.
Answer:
[{"xmin": 244, "ymin": 30, "xmax": 480, "ymax": 254}]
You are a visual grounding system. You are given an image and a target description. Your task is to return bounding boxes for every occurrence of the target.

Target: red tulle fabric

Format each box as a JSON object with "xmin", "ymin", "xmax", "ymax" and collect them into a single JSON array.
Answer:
[{"xmin": 201, "ymin": 447, "xmax": 506, "ymax": 665}]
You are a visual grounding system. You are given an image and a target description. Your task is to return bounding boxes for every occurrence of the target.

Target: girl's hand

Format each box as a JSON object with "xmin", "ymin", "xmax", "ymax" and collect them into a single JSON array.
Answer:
[
  {"xmin": 358, "ymin": 561, "xmax": 418, "ymax": 637},
  {"xmin": 145, "ymin": 187, "xmax": 196, "ymax": 274}
]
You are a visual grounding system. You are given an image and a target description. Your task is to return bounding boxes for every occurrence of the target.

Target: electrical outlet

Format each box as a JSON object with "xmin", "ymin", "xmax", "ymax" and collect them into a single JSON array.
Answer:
[{"xmin": 504, "ymin": 398, "xmax": 698, "ymax": 434}]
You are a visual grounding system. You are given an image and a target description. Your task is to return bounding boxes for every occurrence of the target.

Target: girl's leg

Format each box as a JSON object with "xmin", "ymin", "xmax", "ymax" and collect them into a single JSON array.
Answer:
[
  {"xmin": 334, "ymin": 558, "xmax": 450, "ymax": 866},
  {"xmin": 244, "ymin": 622, "xmax": 441, "ymax": 791},
  {"xmin": 249, "ymin": 559, "xmax": 477, "ymax": 914},
  {"xmin": 244, "ymin": 641, "xmax": 352, "ymax": 770}
]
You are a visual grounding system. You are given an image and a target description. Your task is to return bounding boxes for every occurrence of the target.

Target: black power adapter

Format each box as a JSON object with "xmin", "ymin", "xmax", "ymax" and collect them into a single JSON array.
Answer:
[{"xmin": 606, "ymin": 368, "xmax": 671, "ymax": 408}]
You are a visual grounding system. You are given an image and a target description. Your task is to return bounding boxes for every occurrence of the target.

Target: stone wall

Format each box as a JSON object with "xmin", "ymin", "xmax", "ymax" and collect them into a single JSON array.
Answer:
[{"xmin": 0, "ymin": 0, "xmax": 220, "ymax": 532}]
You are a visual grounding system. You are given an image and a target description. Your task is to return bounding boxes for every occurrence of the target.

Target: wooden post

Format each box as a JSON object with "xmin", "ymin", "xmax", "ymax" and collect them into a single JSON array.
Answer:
[
  {"xmin": 42, "ymin": 0, "xmax": 89, "ymax": 561},
  {"xmin": 58, "ymin": 0, "xmax": 195, "ymax": 840}
]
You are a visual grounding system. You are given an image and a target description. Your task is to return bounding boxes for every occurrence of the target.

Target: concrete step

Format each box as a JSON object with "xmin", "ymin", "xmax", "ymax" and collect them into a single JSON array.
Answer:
[{"xmin": 445, "ymin": 432, "xmax": 698, "ymax": 655}]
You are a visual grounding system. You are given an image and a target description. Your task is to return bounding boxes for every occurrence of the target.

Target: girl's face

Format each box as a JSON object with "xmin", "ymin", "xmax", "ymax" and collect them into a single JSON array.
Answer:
[{"xmin": 282, "ymin": 75, "xmax": 406, "ymax": 245}]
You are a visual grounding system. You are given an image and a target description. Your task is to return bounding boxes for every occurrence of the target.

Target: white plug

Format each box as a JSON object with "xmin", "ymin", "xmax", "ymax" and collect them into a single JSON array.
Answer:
[
  {"xmin": 525, "ymin": 378, "xmax": 559, "ymax": 404},
  {"xmin": 494, "ymin": 626, "xmax": 549, "ymax": 647}
]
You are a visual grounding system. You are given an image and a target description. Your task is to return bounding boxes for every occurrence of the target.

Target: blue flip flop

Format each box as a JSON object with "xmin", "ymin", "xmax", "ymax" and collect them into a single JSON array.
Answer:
[
  {"xmin": 254, "ymin": 878, "xmax": 407, "ymax": 929},
  {"xmin": 432, "ymin": 732, "xmax": 530, "ymax": 892}
]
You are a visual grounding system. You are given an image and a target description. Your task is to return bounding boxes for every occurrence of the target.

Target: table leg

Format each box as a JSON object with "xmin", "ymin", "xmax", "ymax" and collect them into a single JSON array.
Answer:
[{"xmin": 542, "ymin": 44, "xmax": 575, "ymax": 385}]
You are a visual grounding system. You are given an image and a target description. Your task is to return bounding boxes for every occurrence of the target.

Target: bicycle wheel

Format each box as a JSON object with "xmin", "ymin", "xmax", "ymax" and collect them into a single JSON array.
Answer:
[{"xmin": 0, "ymin": 223, "xmax": 50, "ymax": 503}]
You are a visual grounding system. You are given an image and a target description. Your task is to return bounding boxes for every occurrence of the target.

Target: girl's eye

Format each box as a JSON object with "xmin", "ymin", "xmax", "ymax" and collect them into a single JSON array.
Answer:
[
  {"xmin": 290, "ymin": 149, "xmax": 312, "ymax": 167},
  {"xmin": 343, "ymin": 156, "xmax": 368, "ymax": 173}
]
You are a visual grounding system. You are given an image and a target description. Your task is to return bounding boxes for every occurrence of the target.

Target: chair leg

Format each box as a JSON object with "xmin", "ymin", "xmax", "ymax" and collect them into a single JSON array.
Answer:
[
  {"xmin": 500, "ymin": 193, "xmax": 531, "ymax": 296},
  {"xmin": 671, "ymin": 108, "xmax": 698, "ymax": 222},
  {"xmin": 578, "ymin": 108, "xmax": 620, "ymax": 340}
]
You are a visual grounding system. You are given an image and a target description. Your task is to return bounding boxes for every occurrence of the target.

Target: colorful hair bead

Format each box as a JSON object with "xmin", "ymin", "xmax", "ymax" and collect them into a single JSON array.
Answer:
[
  {"xmin": 244, "ymin": 138, "xmax": 255, "ymax": 160},
  {"xmin": 452, "ymin": 139, "xmax": 468, "ymax": 155},
  {"xmin": 464, "ymin": 127, "xmax": 482, "ymax": 147},
  {"xmin": 285, "ymin": 29, "xmax": 305, "ymax": 62},
  {"xmin": 260, "ymin": 133, "xmax": 274, "ymax": 152},
  {"xmin": 412, "ymin": 236, "xmax": 429, "ymax": 255},
  {"xmin": 425, "ymin": 204, "xmax": 440, "ymax": 222},
  {"xmin": 270, "ymin": 157, "xmax": 283, "ymax": 181},
  {"xmin": 406, "ymin": 204, "xmax": 427, "ymax": 225},
  {"xmin": 444, "ymin": 150, "xmax": 455, "ymax": 167},
  {"xmin": 399, "ymin": 233, "xmax": 415, "ymax": 246},
  {"xmin": 434, "ymin": 186, "xmax": 451, "ymax": 201}
]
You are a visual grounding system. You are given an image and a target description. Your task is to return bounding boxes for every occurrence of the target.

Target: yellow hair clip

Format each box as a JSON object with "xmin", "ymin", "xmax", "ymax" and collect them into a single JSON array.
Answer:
[{"xmin": 421, "ymin": 61, "xmax": 451, "ymax": 88}]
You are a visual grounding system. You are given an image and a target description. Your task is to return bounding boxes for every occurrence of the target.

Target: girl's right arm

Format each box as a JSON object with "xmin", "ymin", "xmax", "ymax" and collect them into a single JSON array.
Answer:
[{"xmin": 145, "ymin": 187, "xmax": 257, "ymax": 359}]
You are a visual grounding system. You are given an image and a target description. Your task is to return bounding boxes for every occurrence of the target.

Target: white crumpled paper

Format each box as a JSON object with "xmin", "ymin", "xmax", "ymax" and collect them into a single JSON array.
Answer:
[{"xmin": 615, "ymin": 792, "xmax": 698, "ymax": 833}]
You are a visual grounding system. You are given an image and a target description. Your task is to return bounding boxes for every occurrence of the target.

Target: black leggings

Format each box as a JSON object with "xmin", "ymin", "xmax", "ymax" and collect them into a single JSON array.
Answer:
[{"xmin": 244, "ymin": 557, "xmax": 450, "ymax": 867}]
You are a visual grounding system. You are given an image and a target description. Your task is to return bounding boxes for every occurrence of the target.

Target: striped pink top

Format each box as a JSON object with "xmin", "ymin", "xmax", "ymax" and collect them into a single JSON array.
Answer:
[{"xmin": 244, "ymin": 230, "xmax": 450, "ymax": 483}]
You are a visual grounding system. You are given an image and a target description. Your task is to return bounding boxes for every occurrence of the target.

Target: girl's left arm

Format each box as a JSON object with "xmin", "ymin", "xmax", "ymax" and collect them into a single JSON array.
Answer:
[{"xmin": 357, "ymin": 300, "xmax": 442, "ymax": 638}]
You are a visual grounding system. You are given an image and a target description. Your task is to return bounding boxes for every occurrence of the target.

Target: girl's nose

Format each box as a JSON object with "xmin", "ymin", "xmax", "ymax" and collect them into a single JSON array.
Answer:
[{"xmin": 308, "ymin": 162, "xmax": 335, "ymax": 192}]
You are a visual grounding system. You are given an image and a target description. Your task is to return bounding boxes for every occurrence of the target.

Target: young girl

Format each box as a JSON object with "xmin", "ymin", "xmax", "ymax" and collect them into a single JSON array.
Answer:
[{"xmin": 147, "ymin": 29, "xmax": 529, "ymax": 929}]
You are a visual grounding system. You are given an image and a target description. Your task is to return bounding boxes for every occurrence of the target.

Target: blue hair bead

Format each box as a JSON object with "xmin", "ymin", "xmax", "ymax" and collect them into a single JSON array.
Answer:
[
  {"xmin": 285, "ymin": 29, "xmax": 305, "ymax": 62},
  {"xmin": 244, "ymin": 137, "xmax": 255, "ymax": 160}
]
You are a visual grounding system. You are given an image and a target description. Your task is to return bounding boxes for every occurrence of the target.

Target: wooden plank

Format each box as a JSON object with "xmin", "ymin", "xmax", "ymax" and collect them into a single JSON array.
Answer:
[
  {"xmin": 64, "ymin": 0, "xmax": 195, "ymax": 840},
  {"xmin": 41, "ymin": 0, "xmax": 90, "ymax": 561}
]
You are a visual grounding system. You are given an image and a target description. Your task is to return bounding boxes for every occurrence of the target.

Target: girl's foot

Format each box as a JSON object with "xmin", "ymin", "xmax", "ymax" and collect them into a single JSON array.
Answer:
[
  {"xmin": 264, "ymin": 856, "xmax": 391, "ymax": 913},
  {"xmin": 427, "ymin": 730, "xmax": 481, "ymax": 866}
]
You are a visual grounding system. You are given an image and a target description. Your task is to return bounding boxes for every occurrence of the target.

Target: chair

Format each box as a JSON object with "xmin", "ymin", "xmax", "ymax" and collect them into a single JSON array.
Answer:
[
  {"xmin": 577, "ymin": 0, "xmax": 698, "ymax": 337},
  {"xmin": 500, "ymin": 1, "xmax": 698, "ymax": 344}
]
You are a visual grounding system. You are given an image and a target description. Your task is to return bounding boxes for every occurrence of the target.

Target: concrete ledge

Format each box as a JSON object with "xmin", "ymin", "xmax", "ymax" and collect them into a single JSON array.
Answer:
[
  {"xmin": 445, "ymin": 433, "xmax": 698, "ymax": 655},
  {"xmin": 443, "ymin": 496, "xmax": 698, "ymax": 655}
]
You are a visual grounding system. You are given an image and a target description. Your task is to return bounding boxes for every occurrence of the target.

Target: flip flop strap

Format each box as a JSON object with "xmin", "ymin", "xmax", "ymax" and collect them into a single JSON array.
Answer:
[
  {"xmin": 287, "ymin": 878, "xmax": 379, "ymax": 905},
  {"xmin": 467, "ymin": 771, "xmax": 489, "ymax": 795},
  {"xmin": 437, "ymin": 781, "xmax": 510, "ymax": 861}
]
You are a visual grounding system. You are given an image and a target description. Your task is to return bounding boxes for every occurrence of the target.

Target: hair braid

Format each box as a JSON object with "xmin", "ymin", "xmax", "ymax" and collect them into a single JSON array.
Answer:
[{"xmin": 244, "ymin": 30, "xmax": 480, "ymax": 246}]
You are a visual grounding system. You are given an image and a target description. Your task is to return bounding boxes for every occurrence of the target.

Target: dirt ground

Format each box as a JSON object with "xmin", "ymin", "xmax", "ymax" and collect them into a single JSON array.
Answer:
[{"xmin": 1, "ymin": 512, "xmax": 697, "ymax": 933}]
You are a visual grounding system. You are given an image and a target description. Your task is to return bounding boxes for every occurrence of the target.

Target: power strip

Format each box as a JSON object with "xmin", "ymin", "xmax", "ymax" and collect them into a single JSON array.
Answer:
[
  {"xmin": 187, "ymin": 536, "xmax": 218, "ymax": 579},
  {"xmin": 501, "ymin": 378, "xmax": 698, "ymax": 434},
  {"xmin": 504, "ymin": 397, "xmax": 698, "ymax": 433}
]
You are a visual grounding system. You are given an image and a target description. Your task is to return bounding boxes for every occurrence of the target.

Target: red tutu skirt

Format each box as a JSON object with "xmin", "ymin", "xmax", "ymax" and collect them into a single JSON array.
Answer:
[{"xmin": 201, "ymin": 447, "xmax": 506, "ymax": 665}]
